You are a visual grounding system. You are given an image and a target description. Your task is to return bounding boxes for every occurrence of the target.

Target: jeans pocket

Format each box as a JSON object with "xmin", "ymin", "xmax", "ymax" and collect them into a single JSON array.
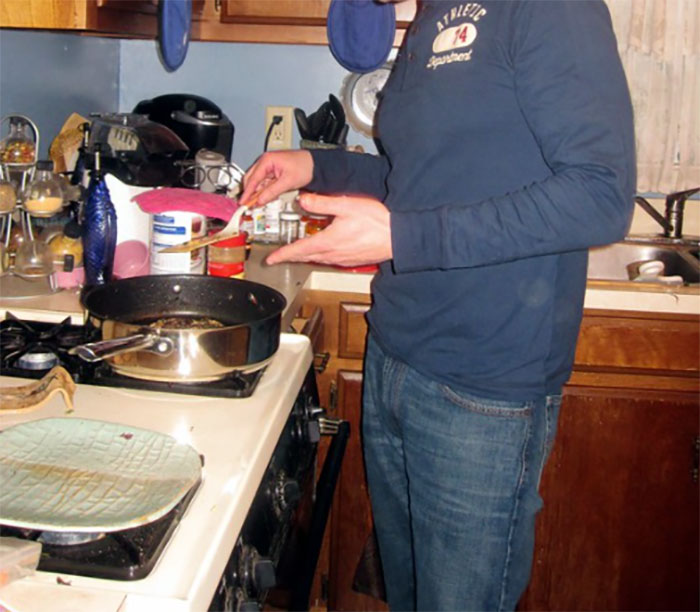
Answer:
[{"xmin": 439, "ymin": 385, "xmax": 533, "ymax": 418}]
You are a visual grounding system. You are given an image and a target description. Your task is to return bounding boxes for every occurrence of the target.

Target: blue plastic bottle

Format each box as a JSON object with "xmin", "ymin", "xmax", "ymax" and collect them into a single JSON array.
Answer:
[{"xmin": 83, "ymin": 145, "xmax": 117, "ymax": 286}]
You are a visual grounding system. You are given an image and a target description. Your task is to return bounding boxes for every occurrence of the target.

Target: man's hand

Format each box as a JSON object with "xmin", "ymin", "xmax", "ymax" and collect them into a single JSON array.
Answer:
[
  {"xmin": 266, "ymin": 193, "xmax": 392, "ymax": 267},
  {"xmin": 240, "ymin": 150, "xmax": 314, "ymax": 207}
]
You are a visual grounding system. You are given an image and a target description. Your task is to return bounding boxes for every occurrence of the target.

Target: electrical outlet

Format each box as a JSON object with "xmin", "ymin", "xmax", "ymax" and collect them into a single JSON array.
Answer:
[{"xmin": 264, "ymin": 106, "xmax": 294, "ymax": 150}]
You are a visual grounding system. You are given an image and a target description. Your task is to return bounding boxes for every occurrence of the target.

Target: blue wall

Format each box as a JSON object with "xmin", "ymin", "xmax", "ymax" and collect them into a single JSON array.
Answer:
[
  {"xmin": 0, "ymin": 30, "xmax": 119, "ymax": 158},
  {"xmin": 0, "ymin": 30, "xmax": 376, "ymax": 170},
  {"xmin": 119, "ymin": 39, "xmax": 377, "ymax": 169}
]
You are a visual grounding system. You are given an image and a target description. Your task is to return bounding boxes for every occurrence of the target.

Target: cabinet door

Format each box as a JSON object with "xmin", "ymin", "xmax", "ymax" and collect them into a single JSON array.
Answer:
[
  {"xmin": 328, "ymin": 370, "xmax": 388, "ymax": 612},
  {"xmin": 520, "ymin": 387, "xmax": 699, "ymax": 611},
  {"xmin": 222, "ymin": 0, "xmax": 330, "ymax": 25},
  {"xmin": 213, "ymin": 0, "xmax": 416, "ymax": 45}
]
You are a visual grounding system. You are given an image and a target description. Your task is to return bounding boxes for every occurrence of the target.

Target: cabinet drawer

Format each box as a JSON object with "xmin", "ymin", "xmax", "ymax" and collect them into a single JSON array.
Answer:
[
  {"xmin": 338, "ymin": 302, "xmax": 369, "ymax": 360},
  {"xmin": 574, "ymin": 310, "xmax": 699, "ymax": 374}
]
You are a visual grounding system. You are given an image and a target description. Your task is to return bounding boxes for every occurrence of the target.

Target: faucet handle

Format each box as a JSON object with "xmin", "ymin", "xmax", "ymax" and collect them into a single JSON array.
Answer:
[
  {"xmin": 666, "ymin": 186, "xmax": 699, "ymax": 206},
  {"xmin": 665, "ymin": 187, "xmax": 699, "ymax": 239}
]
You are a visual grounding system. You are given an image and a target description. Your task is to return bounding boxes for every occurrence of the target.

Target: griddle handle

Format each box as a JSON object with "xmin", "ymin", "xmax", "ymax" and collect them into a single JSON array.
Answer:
[{"xmin": 289, "ymin": 420, "xmax": 350, "ymax": 611}]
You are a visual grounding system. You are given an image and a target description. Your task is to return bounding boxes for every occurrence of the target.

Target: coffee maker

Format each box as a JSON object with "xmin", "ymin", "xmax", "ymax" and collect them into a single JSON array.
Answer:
[{"xmin": 133, "ymin": 94, "xmax": 234, "ymax": 161}]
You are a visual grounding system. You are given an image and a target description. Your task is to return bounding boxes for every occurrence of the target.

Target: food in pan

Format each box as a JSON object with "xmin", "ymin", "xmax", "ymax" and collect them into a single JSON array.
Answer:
[{"xmin": 143, "ymin": 316, "xmax": 227, "ymax": 330}]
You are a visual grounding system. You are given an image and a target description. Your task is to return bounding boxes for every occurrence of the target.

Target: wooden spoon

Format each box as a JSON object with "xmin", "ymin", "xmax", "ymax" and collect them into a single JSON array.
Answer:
[{"xmin": 158, "ymin": 193, "xmax": 259, "ymax": 254}]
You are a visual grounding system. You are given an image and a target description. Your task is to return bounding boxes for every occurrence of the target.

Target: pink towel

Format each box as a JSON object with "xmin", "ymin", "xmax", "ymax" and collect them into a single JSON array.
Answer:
[{"xmin": 132, "ymin": 188, "xmax": 238, "ymax": 220}]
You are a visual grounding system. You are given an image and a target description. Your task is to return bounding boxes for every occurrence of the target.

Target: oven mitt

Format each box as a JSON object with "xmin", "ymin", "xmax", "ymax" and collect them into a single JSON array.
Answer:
[{"xmin": 327, "ymin": 0, "xmax": 396, "ymax": 73}]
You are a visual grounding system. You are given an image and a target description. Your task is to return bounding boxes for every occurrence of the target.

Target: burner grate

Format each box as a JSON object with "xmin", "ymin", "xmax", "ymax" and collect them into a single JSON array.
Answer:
[{"xmin": 0, "ymin": 482, "xmax": 200, "ymax": 581}]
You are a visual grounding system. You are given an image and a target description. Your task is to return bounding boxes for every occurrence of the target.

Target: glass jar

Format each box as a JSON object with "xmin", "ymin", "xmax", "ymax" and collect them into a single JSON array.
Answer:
[
  {"xmin": 302, "ymin": 213, "xmax": 331, "ymax": 237},
  {"xmin": 48, "ymin": 220, "xmax": 83, "ymax": 269},
  {"xmin": 0, "ymin": 117, "xmax": 35, "ymax": 165},
  {"xmin": 23, "ymin": 160, "xmax": 64, "ymax": 215},
  {"xmin": 207, "ymin": 232, "xmax": 248, "ymax": 278},
  {"xmin": 0, "ymin": 179, "xmax": 16, "ymax": 213},
  {"xmin": 279, "ymin": 208, "xmax": 301, "ymax": 245}
]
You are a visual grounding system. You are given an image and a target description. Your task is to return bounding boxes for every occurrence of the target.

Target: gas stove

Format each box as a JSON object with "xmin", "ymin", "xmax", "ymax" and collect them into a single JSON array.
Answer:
[
  {"xmin": 0, "ymin": 309, "xmax": 345, "ymax": 612},
  {"xmin": 0, "ymin": 313, "xmax": 265, "ymax": 398}
]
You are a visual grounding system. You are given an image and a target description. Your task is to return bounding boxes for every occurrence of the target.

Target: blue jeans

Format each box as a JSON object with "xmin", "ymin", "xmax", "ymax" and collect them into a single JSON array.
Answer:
[{"xmin": 362, "ymin": 334, "xmax": 561, "ymax": 612}]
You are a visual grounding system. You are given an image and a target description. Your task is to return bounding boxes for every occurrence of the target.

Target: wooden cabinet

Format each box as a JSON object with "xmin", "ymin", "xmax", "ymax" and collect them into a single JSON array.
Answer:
[
  {"xmin": 299, "ymin": 289, "xmax": 386, "ymax": 611},
  {"xmin": 520, "ymin": 387, "xmax": 698, "ymax": 611},
  {"xmin": 197, "ymin": 0, "xmax": 416, "ymax": 45},
  {"xmin": 520, "ymin": 310, "xmax": 699, "ymax": 611},
  {"xmin": 301, "ymin": 288, "xmax": 699, "ymax": 611},
  {"xmin": 1, "ymin": 0, "xmax": 416, "ymax": 46},
  {"xmin": 0, "ymin": 0, "xmax": 172, "ymax": 37}
]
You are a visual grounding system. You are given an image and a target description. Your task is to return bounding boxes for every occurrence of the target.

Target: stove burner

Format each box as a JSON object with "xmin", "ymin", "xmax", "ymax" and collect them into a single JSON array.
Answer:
[
  {"xmin": 0, "ymin": 314, "xmax": 267, "ymax": 398},
  {"xmin": 16, "ymin": 348, "xmax": 60, "ymax": 370},
  {"xmin": 38, "ymin": 531, "xmax": 106, "ymax": 546},
  {"xmin": 0, "ymin": 481, "xmax": 201, "ymax": 581}
]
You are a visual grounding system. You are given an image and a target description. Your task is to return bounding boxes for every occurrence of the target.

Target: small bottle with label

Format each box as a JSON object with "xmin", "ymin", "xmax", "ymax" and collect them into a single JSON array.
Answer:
[{"xmin": 263, "ymin": 199, "xmax": 283, "ymax": 243}]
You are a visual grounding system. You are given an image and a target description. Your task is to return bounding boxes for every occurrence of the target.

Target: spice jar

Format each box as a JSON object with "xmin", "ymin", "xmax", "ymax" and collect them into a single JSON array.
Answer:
[
  {"xmin": 48, "ymin": 220, "xmax": 83, "ymax": 269},
  {"xmin": 0, "ymin": 179, "xmax": 16, "ymax": 213},
  {"xmin": 207, "ymin": 232, "xmax": 247, "ymax": 278},
  {"xmin": 302, "ymin": 213, "xmax": 331, "ymax": 237},
  {"xmin": 0, "ymin": 117, "xmax": 35, "ymax": 165},
  {"xmin": 23, "ymin": 160, "xmax": 64, "ymax": 215}
]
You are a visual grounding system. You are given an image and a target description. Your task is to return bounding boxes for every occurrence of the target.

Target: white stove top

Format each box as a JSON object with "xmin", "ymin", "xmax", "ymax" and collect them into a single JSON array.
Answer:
[{"xmin": 0, "ymin": 333, "xmax": 313, "ymax": 612}]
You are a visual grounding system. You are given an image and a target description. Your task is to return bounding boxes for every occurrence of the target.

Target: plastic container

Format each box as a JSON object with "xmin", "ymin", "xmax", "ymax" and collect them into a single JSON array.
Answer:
[
  {"xmin": 263, "ymin": 198, "xmax": 283, "ymax": 242},
  {"xmin": 150, "ymin": 211, "xmax": 207, "ymax": 275},
  {"xmin": 113, "ymin": 240, "xmax": 149, "ymax": 279},
  {"xmin": 0, "ymin": 537, "xmax": 41, "ymax": 587},
  {"xmin": 207, "ymin": 231, "xmax": 247, "ymax": 278}
]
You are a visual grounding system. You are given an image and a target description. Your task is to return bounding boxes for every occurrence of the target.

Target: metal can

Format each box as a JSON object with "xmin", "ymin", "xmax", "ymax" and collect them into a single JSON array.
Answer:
[{"xmin": 149, "ymin": 211, "xmax": 206, "ymax": 275}]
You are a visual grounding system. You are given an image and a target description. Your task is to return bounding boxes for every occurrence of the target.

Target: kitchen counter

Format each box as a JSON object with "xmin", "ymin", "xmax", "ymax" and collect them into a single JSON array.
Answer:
[{"xmin": 1, "ymin": 244, "xmax": 698, "ymax": 322}]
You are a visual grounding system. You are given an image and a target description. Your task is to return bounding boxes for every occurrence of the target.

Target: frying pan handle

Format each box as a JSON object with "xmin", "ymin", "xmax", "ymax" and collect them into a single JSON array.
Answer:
[{"xmin": 68, "ymin": 334, "xmax": 174, "ymax": 363}]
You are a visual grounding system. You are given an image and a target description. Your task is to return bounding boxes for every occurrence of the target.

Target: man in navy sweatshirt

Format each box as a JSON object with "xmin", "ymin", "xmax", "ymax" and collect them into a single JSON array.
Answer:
[{"xmin": 241, "ymin": 1, "xmax": 635, "ymax": 609}]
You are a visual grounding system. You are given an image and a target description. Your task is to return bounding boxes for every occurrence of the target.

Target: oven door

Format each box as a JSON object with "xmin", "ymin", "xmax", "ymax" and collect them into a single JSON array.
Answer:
[
  {"xmin": 210, "ymin": 308, "xmax": 350, "ymax": 612},
  {"xmin": 209, "ymin": 371, "xmax": 349, "ymax": 612}
]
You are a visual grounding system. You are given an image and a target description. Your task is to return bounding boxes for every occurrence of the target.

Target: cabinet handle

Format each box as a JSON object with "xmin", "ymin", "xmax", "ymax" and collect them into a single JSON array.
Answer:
[
  {"xmin": 692, "ymin": 436, "xmax": 699, "ymax": 484},
  {"xmin": 314, "ymin": 351, "xmax": 330, "ymax": 374}
]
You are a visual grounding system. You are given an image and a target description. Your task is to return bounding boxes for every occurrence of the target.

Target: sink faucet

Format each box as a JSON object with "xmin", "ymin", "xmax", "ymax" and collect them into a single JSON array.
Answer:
[{"xmin": 635, "ymin": 187, "xmax": 700, "ymax": 240}]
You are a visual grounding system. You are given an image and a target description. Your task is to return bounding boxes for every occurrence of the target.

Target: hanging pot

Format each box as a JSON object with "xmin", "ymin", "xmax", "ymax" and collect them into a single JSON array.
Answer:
[{"xmin": 70, "ymin": 274, "xmax": 286, "ymax": 383}]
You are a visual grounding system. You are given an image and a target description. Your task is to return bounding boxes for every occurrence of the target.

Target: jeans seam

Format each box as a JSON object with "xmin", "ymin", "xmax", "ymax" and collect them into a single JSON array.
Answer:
[
  {"xmin": 440, "ymin": 384, "xmax": 533, "ymax": 418},
  {"xmin": 498, "ymin": 413, "xmax": 533, "ymax": 612}
]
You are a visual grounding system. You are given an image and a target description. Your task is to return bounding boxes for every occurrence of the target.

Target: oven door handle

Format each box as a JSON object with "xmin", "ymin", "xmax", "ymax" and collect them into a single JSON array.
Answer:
[{"xmin": 290, "ymin": 419, "xmax": 350, "ymax": 611}]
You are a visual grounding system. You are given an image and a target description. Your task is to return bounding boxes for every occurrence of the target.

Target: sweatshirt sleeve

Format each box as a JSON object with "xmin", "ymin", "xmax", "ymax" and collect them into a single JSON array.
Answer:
[
  {"xmin": 306, "ymin": 148, "xmax": 391, "ymax": 201},
  {"xmin": 391, "ymin": 0, "xmax": 636, "ymax": 273}
]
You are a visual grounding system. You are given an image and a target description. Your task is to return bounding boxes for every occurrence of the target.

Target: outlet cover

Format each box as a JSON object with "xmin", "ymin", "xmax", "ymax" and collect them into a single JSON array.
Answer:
[{"xmin": 265, "ymin": 106, "xmax": 294, "ymax": 150}]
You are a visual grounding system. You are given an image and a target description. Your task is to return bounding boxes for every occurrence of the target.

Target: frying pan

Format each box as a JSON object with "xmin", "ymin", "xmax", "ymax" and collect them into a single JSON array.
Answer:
[{"xmin": 69, "ymin": 275, "xmax": 286, "ymax": 382}]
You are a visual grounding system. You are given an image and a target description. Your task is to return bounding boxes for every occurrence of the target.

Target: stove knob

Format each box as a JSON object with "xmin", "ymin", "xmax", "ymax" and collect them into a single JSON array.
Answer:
[
  {"xmin": 237, "ymin": 598, "xmax": 260, "ymax": 612},
  {"xmin": 253, "ymin": 557, "xmax": 277, "ymax": 591},
  {"xmin": 241, "ymin": 545, "xmax": 277, "ymax": 592},
  {"xmin": 275, "ymin": 476, "xmax": 301, "ymax": 511}
]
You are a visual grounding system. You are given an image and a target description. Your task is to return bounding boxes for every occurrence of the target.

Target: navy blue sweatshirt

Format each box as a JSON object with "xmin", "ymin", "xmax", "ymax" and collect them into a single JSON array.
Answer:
[{"xmin": 308, "ymin": 0, "xmax": 636, "ymax": 400}]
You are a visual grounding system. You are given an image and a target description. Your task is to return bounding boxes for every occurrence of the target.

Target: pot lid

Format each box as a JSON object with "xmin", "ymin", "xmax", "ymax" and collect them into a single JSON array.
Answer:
[{"xmin": 0, "ymin": 417, "xmax": 201, "ymax": 532}]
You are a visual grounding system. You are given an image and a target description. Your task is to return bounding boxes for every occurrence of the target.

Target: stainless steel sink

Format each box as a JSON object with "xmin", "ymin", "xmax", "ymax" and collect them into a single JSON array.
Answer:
[{"xmin": 587, "ymin": 240, "xmax": 700, "ymax": 285}]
